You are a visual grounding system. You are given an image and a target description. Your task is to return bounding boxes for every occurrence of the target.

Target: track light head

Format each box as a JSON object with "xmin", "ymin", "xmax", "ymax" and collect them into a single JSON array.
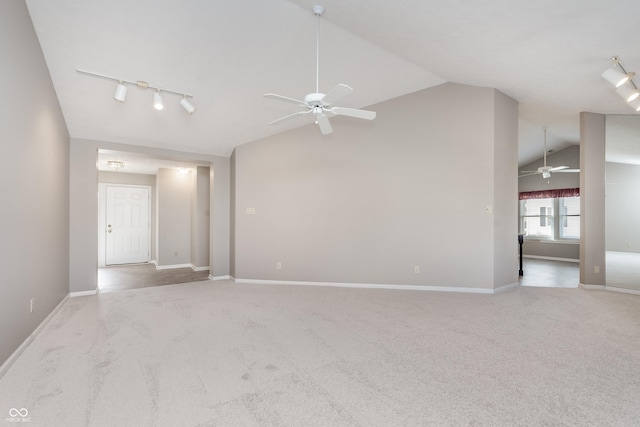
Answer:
[
  {"xmin": 153, "ymin": 90, "xmax": 164, "ymax": 111},
  {"xmin": 602, "ymin": 67, "xmax": 630, "ymax": 88},
  {"xmin": 629, "ymin": 98, "xmax": 640, "ymax": 112},
  {"xmin": 616, "ymin": 84, "xmax": 639, "ymax": 103},
  {"xmin": 114, "ymin": 81, "xmax": 127, "ymax": 102},
  {"xmin": 180, "ymin": 96, "xmax": 195, "ymax": 114}
]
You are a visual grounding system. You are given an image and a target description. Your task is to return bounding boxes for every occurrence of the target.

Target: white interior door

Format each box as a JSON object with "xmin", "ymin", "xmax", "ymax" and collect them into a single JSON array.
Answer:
[{"xmin": 105, "ymin": 185, "xmax": 150, "ymax": 265}]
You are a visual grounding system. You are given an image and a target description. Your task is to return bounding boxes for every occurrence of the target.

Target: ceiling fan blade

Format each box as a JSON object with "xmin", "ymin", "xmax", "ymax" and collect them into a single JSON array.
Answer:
[
  {"xmin": 330, "ymin": 107, "xmax": 376, "ymax": 120},
  {"xmin": 549, "ymin": 165, "xmax": 569, "ymax": 171},
  {"xmin": 518, "ymin": 172, "xmax": 540, "ymax": 178},
  {"xmin": 264, "ymin": 93, "xmax": 306, "ymax": 105},
  {"xmin": 553, "ymin": 169, "xmax": 580, "ymax": 173},
  {"xmin": 316, "ymin": 114, "xmax": 333, "ymax": 134},
  {"xmin": 268, "ymin": 110, "xmax": 311, "ymax": 125},
  {"xmin": 321, "ymin": 84, "xmax": 353, "ymax": 105}
]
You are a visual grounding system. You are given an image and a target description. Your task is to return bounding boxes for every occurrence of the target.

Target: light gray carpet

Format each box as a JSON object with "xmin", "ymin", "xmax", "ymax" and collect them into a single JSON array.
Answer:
[{"xmin": 1, "ymin": 281, "xmax": 639, "ymax": 426}]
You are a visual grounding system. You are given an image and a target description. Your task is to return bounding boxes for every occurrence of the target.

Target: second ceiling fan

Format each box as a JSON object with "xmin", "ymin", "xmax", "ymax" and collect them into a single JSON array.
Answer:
[
  {"xmin": 264, "ymin": 5, "xmax": 376, "ymax": 135},
  {"xmin": 519, "ymin": 127, "xmax": 580, "ymax": 179}
]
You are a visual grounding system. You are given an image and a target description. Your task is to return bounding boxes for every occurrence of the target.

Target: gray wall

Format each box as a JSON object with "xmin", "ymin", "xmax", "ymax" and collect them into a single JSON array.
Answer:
[
  {"xmin": 69, "ymin": 141, "xmax": 98, "ymax": 292},
  {"xmin": 605, "ymin": 162, "xmax": 640, "ymax": 253},
  {"xmin": 0, "ymin": 1, "xmax": 70, "ymax": 366},
  {"xmin": 493, "ymin": 90, "xmax": 519, "ymax": 288},
  {"xmin": 580, "ymin": 112, "xmax": 606, "ymax": 287},
  {"xmin": 230, "ymin": 152, "xmax": 236, "ymax": 278},
  {"xmin": 69, "ymin": 138, "xmax": 231, "ymax": 291},
  {"xmin": 211, "ymin": 159, "xmax": 231, "ymax": 278},
  {"xmin": 233, "ymin": 83, "xmax": 518, "ymax": 290},
  {"xmin": 191, "ymin": 166, "xmax": 210, "ymax": 268},
  {"xmin": 518, "ymin": 145, "xmax": 580, "ymax": 260},
  {"xmin": 157, "ymin": 168, "xmax": 192, "ymax": 266}
]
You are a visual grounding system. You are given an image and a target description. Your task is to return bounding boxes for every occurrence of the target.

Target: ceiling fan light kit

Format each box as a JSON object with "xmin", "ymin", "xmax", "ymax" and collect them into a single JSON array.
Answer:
[
  {"xmin": 602, "ymin": 56, "xmax": 640, "ymax": 110},
  {"xmin": 264, "ymin": 5, "xmax": 376, "ymax": 135},
  {"xmin": 76, "ymin": 69, "xmax": 196, "ymax": 114}
]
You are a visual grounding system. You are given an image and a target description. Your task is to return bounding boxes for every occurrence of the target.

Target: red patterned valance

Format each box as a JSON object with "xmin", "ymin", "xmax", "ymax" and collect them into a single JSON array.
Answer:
[{"xmin": 519, "ymin": 188, "xmax": 580, "ymax": 200}]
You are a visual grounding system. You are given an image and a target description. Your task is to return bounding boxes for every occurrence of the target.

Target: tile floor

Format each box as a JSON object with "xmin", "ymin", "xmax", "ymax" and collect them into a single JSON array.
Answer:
[
  {"xmin": 518, "ymin": 257, "xmax": 579, "ymax": 288},
  {"xmin": 98, "ymin": 263, "xmax": 210, "ymax": 293}
]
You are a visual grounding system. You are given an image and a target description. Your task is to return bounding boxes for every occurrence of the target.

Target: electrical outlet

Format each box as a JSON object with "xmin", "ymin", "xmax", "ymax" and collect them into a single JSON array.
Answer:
[
  {"xmin": 30, "ymin": 298, "xmax": 34, "ymax": 314},
  {"xmin": 246, "ymin": 208, "xmax": 256, "ymax": 215},
  {"xmin": 594, "ymin": 266, "xmax": 600, "ymax": 274},
  {"xmin": 414, "ymin": 266, "xmax": 420, "ymax": 274},
  {"xmin": 276, "ymin": 262, "xmax": 282, "ymax": 270}
]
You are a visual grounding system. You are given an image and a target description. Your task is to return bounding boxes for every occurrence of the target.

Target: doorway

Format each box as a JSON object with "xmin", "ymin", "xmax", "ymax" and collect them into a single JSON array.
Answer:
[{"xmin": 103, "ymin": 185, "xmax": 151, "ymax": 265}]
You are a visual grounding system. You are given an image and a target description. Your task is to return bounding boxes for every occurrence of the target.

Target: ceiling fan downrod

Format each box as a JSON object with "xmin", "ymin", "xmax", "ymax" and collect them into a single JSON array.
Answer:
[{"xmin": 313, "ymin": 5, "xmax": 325, "ymax": 94}]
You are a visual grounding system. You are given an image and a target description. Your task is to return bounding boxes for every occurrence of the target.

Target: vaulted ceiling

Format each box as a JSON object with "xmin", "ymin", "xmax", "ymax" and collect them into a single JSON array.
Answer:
[{"xmin": 25, "ymin": 0, "xmax": 640, "ymax": 167}]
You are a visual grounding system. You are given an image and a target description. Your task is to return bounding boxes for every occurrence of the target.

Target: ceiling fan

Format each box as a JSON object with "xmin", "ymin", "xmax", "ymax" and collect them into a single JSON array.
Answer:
[
  {"xmin": 519, "ymin": 127, "xmax": 580, "ymax": 179},
  {"xmin": 264, "ymin": 5, "xmax": 376, "ymax": 135}
]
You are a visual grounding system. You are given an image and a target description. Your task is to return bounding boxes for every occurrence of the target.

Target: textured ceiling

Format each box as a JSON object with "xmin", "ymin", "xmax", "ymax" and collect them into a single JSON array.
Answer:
[{"xmin": 25, "ymin": 0, "xmax": 640, "ymax": 168}]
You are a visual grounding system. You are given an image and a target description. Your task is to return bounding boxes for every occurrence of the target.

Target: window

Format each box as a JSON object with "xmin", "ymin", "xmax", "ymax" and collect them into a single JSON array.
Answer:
[
  {"xmin": 520, "ymin": 198, "xmax": 554, "ymax": 239},
  {"xmin": 519, "ymin": 192, "xmax": 580, "ymax": 241},
  {"xmin": 559, "ymin": 196, "xmax": 580, "ymax": 239}
]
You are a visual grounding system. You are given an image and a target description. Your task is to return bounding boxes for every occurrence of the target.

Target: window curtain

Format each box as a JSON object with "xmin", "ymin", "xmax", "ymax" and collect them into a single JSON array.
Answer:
[{"xmin": 518, "ymin": 188, "xmax": 580, "ymax": 200}]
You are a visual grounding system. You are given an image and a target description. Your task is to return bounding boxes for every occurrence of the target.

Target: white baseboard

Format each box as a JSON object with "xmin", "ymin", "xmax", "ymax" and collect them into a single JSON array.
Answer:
[
  {"xmin": 605, "ymin": 286, "xmax": 640, "ymax": 295},
  {"xmin": 70, "ymin": 290, "xmax": 97, "ymax": 297},
  {"xmin": 233, "ymin": 278, "xmax": 499, "ymax": 294},
  {"xmin": 155, "ymin": 263, "xmax": 191, "ymax": 270},
  {"xmin": 524, "ymin": 255, "xmax": 580, "ymax": 263},
  {"xmin": 580, "ymin": 283, "xmax": 606, "ymax": 290},
  {"xmin": 191, "ymin": 264, "xmax": 210, "ymax": 272},
  {"xmin": 210, "ymin": 275, "xmax": 231, "ymax": 281},
  {"xmin": 0, "ymin": 294, "xmax": 69, "ymax": 380},
  {"xmin": 494, "ymin": 282, "xmax": 520, "ymax": 294},
  {"xmin": 150, "ymin": 259, "xmax": 157, "ymax": 266}
]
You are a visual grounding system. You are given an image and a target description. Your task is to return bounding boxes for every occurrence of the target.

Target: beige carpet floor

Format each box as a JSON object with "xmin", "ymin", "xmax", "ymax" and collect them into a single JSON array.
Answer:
[{"xmin": 1, "ymin": 281, "xmax": 639, "ymax": 426}]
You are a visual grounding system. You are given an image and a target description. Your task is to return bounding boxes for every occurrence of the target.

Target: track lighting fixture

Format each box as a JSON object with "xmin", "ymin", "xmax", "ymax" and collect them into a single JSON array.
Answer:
[
  {"xmin": 77, "ymin": 69, "xmax": 195, "ymax": 114},
  {"xmin": 602, "ymin": 57, "xmax": 640, "ymax": 111}
]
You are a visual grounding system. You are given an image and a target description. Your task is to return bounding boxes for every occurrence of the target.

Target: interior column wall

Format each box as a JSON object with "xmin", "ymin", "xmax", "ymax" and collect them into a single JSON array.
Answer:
[
  {"xmin": 191, "ymin": 166, "xmax": 210, "ymax": 269},
  {"xmin": 579, "ymin": 112, "xmax": 606, "ymax": 287},
  {"xmin": 157, "ymin": 168, "xmax": 192, "ymax": 267}
]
